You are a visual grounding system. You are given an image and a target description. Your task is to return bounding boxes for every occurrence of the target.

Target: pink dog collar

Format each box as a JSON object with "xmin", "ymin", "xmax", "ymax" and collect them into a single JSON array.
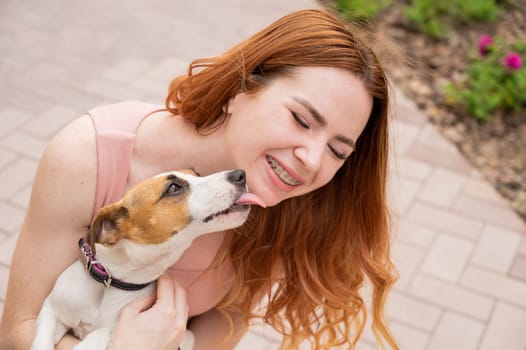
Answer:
[{"xmin": 78, "ymin": 238, "xmax": 152, "ymax": 291}]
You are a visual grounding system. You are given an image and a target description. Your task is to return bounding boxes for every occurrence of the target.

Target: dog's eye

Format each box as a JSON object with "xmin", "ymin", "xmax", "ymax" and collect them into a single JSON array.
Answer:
[{"xmin": 165, "ymin": 182, "xmax": 183, "ymax": 196}]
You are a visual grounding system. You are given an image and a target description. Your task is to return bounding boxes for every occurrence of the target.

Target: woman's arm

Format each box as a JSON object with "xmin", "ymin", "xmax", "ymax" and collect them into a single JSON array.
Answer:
[
  {"xmin": 0, "ymin": 115, "xmax": 98, "ymax": 349},
  {"xmin": 0, "ymin": 114, "xmax": 191, "ymax": 350}
]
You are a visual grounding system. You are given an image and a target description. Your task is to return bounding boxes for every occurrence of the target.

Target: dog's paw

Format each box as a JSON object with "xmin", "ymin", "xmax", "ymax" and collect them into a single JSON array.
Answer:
[
  {"xmin": 179, "ymin": 330, "xmax": 195, "ymax": 350},
  {"xmin": 73, "ymin": 328, "xmax": 111, "ymax": 350},
  {"xmin": 30, "ymin": 340, "xmax": 55, "ymax": 350}
]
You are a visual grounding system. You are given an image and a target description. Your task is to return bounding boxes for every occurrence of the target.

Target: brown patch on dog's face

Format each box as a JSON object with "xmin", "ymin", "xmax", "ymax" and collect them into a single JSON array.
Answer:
[
  {"xmin": 178, "ymin": 168, "xmax": 199, "ymax": 176},
  {"xmin": 88, "ymin": 172, "xmax": 192, "ymax": 247}
]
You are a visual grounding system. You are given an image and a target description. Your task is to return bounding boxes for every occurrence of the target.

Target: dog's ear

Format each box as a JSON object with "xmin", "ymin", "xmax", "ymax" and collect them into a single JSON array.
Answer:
[{"xmin": 87, "ymin": 204, "xmax": 129, "ymax": 250}]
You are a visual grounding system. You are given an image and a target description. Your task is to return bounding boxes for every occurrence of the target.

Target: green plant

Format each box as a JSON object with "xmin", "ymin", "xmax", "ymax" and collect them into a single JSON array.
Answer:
[
  {"xmin": 335, "ymin": 0, "xmax": 392, "ymax": 22},
  {"xmin": 404, "ymin": 0, "xmax": 502, "ymax": 38},
  {"xmin": 445, "ymin": 36, "xmax": 526, "ymax": 121}
]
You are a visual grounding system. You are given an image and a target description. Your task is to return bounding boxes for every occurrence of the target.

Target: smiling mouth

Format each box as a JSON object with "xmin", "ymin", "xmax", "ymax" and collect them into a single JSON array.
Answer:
[{"xmin": 266, "ymin": 156, "xmax": 302, "ymax": 186}]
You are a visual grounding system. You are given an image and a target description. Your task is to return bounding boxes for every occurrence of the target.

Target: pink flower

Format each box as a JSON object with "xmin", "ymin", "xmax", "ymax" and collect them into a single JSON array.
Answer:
[
  {"xmin": 478, "ymin": 35, "xmax": 493, "ymax": 56},
  {"xmin": 503, "ymin": 52, "xmax": 523, "ymax": 70}
]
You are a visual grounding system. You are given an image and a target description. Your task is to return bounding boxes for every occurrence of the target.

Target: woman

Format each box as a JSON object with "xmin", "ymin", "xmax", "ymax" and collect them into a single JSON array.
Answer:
[{"xmin": 0, "ymin": 9, "xmax": 398, "ymax": 350}]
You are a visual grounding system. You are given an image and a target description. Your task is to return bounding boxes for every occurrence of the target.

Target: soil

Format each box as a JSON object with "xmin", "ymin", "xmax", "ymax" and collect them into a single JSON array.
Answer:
[{"xmin": 320, "ymin": 1, "xmax": 526, "ymax": 222}]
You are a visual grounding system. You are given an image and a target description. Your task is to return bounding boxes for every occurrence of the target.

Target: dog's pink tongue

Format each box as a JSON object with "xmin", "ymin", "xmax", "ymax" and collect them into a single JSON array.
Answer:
[{"xmin": 236, "ymin": 193, "xmax": 267, "ymax": 208}]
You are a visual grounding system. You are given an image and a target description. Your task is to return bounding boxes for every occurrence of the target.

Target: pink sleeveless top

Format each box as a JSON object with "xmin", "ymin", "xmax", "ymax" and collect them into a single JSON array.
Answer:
[{"xmin": 87, "ymin": 101, "xmax": 234, "ymax": 317}]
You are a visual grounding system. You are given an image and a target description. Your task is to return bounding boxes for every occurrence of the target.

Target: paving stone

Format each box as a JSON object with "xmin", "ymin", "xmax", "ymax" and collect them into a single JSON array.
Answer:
[
  {"xmin": 421, "ymin": 233, "xmax": 474, "ymax": 282},
  {"xmin": 23, "ymin": 105, "xmax": 78, "ymax": 139},
  {"xmin": 393, "ymin": 92, "xmax": 428, "ymax": 126},
  {"xmin": 0, "ymin": 264, "xmax": 9, "ymax": 300},
  {"xmin": 82, "ymin": 78, "xmax": 146, "ymax": 103},
  {"xmin": 417, "ymin": 167, "xmax": 466, "ymax": 208},
  {"xmin": 0, "ymin": 201, "xmax": 25, "ymax": 234},
  {"xmin": 390, "ymin": 156, "xmax": 432, "ymax": 182},
  {"xmin": 129, "ymin": 77, "xmax": 168, "ymax": 103},
  {"xmin": 0, "ymin": 107, "xmax": 32, "ymax": 138},
  {"xmin": 461, "ymin": 266, "xmax": 526, "ymax": 307},
  {"xmin": 352, "ymin": 340, "xmax": 376, "ymax": 350},
  {"xmin": 388, "ymin": 174, "xmax": 421, "ymax": 216},
  {"xmin": 390, "ymin": 240, "xmax": 426, "ymax": 291},
  {"xmin": 462, "ymin": 176, "xmax": 507, "ymax": 204},
  {"xmin": 235, "ymin": 326, "xmax": 281, "ymax": 349},
  {"xmin": 9, "ymin": 74, "xmax": 107, "ymax": 113},
  {"xmin": 427, "ymin": 312, "xmax": 484, "ymax": 350},
  {"xmin": 407, "ymin": 202, "xmax": 484, "ymax": 240},
  {"xmin": 103, "ymin": 57, "xmax": 151, "ymax": 84},
  {"xmin": 471, "ymin": 225, "xmax": 521, "ymax": 273},
  {"xmin": 416, "ymin": 124, "xmax": 457, "ymax": 151},
  {"xmin": 0, "ymin": 158, "xmax": 38, "ymax": 200},
  {"xmin": 145, "ymin": 57, "xmax": 189, "ymax": 81},
  {"xmin": 10, "ymin": 185, "xmax": 32, "ymax": 210},
  {"xmin": 0, "ymin": 84, "xmax": 55, "ymax": 116},
  {"xmin": 479, "ymin": 302, "xmax": 526, "ymax": 350},
  {"xmin": 2, "ymin": 131, "xmax": 47, "ymax": 160},
  {"xmin": 519, "ymin": 236, "xmax": 526, "ymax": 255},
  {"xmin": 388, "ymin": 321, "xmax": 429, "ymax": 350},
  {"xmin": 453, "ymin": 194, "xmax": 526, "ymax": 232},
  {"xmin": 0, "ymin": 232, "xmax": 19, "ymax": 266},
  {"xmin": 0, "ymin": 148, "xmax": 16, "ymax": 169},
  {"xmin": 394, "ymin": 218, "xmax": 436, "ymax": 248},
  {"xmin": 386, "ymin": 291, "xmax": 441, "ymax": 331},
  {"xmin": 409, "ymin": 273, "xmax": 494, "ymax": 321},
  {"xmin": 394, "ymin": 103, "xmax": 428, "ymax": 126},
  {"xmin": 406, "ymin": 142, "xmax": 472, "ymax": 175},
  {"xmin": 510, "ymin": 255, "xmax": 526, "ymax": 282},
  {"xmin": 390, "ymin": 118, "xmax": 420, "ymax": 155}
]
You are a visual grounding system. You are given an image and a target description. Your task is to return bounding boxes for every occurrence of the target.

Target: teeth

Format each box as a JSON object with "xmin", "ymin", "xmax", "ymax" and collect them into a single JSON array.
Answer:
[
  {"xmin": 204, "ymin": 203, "xmax": 246, "ymax": 223},
  {"xmin": 266, "ymin": 156, "xmax": 302, "ymax": 186}
]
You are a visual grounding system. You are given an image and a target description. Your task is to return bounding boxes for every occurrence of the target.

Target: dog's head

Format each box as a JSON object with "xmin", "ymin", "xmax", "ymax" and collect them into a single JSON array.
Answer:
[{"xmin": 87, "ymin": 169, "xmax": 265, "ymax": 252}]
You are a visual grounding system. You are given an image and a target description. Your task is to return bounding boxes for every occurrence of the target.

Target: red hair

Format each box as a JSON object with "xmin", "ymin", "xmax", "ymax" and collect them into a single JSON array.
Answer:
[{"xmin": 166, "ymin": 9, "xmax": 398, "ymax": 349}]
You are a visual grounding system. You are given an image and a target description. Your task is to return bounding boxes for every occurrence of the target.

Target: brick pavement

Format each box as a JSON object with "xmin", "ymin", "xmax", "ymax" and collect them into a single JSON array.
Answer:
[{"xmin": 1, "ymin": 0, "xmax": 525, "ymax": 349}]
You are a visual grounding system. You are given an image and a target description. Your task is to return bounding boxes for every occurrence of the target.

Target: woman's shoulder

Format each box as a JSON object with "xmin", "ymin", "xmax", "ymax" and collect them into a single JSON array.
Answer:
[
  {"xmin": 87, "ymin": 100, "xmax": 165, "ymax": 134},
  {"xmin": 45, "ymin": 114, "xmax": 97, "ymax": 170},
  {"xmin": 34, "ymin": 115, "xmax": 98, "ymax": 221}
]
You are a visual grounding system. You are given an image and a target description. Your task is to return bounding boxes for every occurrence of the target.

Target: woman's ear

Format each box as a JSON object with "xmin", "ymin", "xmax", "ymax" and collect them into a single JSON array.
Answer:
[{"xmin": 222, "ymin": 96, "xmax": 235, "ymax": 115}]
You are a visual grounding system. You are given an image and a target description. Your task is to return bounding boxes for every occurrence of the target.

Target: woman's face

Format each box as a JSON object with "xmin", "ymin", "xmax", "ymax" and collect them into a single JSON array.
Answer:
[{"xmin": 222, "ymin": 66, "xmax": 373, "ymax": 207}]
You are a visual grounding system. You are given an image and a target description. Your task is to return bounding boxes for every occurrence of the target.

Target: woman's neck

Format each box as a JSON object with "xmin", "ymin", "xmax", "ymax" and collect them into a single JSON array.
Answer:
[{"xmin": 133, "ymin": 111, "xmax": 235, "ymax": 177}]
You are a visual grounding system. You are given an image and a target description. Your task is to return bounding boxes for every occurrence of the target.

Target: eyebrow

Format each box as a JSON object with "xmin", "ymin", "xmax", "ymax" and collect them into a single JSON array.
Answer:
[{"xmin": 291, "ymin": 96, "xmax": 356, "ymax": 149}]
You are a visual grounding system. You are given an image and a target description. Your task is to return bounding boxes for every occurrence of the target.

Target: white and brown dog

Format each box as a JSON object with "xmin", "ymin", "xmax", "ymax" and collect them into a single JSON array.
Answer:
[{"xmin": 31, "ymin": 169, "xmax": 265, "ymax": 350}]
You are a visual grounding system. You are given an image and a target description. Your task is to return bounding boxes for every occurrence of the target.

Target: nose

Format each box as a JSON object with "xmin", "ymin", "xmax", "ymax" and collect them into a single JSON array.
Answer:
[
  {"xmin": 226, "ymin": 169, "xmax": 246, "ymax": 187},
  {"xmin": 294, "ymin": 141, "xmax": 324, "ymax": 171}
]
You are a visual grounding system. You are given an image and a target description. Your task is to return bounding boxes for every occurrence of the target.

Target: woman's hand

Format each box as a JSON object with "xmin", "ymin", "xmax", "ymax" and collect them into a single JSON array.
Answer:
[{"xmin": 109, "ymin": 273, "xmax": 189, "ymax": 350}]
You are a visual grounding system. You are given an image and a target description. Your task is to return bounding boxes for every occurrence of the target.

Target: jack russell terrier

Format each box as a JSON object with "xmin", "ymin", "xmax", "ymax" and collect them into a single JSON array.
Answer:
[{"xmin": 31, "ymin": 169, "xmax": 265, "ymax": 350}]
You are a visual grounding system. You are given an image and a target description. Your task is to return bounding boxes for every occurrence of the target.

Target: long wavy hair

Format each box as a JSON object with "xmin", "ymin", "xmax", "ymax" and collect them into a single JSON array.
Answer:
[{"xmin": 166, "ymin": 9, "xmax": 398, "ymax": 349}]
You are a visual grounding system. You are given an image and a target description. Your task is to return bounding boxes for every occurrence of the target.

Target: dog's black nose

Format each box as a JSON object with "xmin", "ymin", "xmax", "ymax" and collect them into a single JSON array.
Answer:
[{"xmin": 227, "ymin": 169, "xmax": 246, "ymax": 186}]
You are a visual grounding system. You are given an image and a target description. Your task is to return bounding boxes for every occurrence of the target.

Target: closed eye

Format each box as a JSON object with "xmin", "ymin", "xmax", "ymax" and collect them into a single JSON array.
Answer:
[
  {"xmin": 291, "ymin": 111, "xmax": 310, "ymax": 129},
  {"xmin": 328, "ymin": 144, "xmax": 349, "ymax": 160}
]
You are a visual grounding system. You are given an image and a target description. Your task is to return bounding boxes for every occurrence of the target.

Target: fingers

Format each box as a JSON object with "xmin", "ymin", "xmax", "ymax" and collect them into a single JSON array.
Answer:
[
  {"xmin": 154, "ymin": 273, "xmax": 175, "ymax": 310},
  {"xmin": 121, "ymin": 273, "xmax": 188, "ymax": 324},
  {"xmin": 154, "ymin": 273, "xmax": 188, "ymax": 326},
  {"xmin": 173, "ymin": 277, "xmax": 189, "ymax": 322},
  {"xmin": 122, "ymin": 291, "xmax": 156, "ymax": 315},
  {"xmin": 112, "ymin": 275, "xmax": 189, "ymax": 350}
]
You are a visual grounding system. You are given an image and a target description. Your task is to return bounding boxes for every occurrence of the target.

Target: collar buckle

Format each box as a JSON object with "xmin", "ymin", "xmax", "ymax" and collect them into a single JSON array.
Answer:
[
  {"xmin": 79, "ymin": 241, "xmax": 91, "ymax": 271},
  {"xmin": 77, "ymin": 237, "xmax": 151, "ymax": 291}
]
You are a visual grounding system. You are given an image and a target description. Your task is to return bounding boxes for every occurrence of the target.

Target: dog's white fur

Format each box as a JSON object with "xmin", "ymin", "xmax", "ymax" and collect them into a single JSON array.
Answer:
[{"xmin": 31, "ymin": 170, "xmax": 253, "ymax": 350}]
